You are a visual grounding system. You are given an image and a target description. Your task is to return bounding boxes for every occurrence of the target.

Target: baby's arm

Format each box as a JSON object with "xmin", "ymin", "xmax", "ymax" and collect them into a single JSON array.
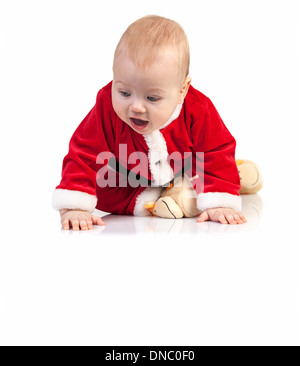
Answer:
[
  {"xmin": 197, "ymin": 208, "xmax": 246, "ymax": 225},
  {"xmin": 60, "ymin": 209, "xmax": 105, "ymax": 231},
  {"xmin": 53, "ymin": 87, "xmax": 115, "ymax": 230},
  {"xmin": 189, "ymin": 96, "xmax": 244, "ymax": 225}
]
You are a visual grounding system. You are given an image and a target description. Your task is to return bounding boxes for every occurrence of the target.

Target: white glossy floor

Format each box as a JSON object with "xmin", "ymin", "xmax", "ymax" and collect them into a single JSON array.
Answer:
[{"xmin": 0, "ymin": 189, "xmax": 299, "ymax": 346}]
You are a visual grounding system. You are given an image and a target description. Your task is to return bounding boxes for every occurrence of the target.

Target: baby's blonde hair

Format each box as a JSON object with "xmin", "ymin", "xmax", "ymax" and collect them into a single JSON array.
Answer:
[{"xmin": 113, "ymin": 15, "xmax": 190, "ymax": 84}]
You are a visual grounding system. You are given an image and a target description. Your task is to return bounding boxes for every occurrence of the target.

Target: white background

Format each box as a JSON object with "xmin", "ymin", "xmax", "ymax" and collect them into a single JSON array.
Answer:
[{"xmin": 0, "ymin": 0, "xmax": 299, "ymax": 346}]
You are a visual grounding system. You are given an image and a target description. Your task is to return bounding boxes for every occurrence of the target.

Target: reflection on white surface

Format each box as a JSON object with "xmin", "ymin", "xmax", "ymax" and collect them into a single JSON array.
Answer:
[
  {"xmin": 1, "ymin": 190, "xmax": 298, "ymax": 346},
  {"xmin": 63, "ymin": 194, "xmax": 264, "ymax": 236}
]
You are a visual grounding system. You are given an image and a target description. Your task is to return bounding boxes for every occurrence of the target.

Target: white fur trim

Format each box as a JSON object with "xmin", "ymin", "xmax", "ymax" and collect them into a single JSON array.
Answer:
[
  {"xmin": 143, "ymin": 130, "xmax": 174, "ymax": 187},
  {"xmin": 133, "ymin": 187, "xmax": 164, "ymax": 216},
  {"xmin": 159, "ymin": 104, "xmax": 183, "ymax": 130},
  {"xmin": 197, "ymin": 192, "xmax": 242, "ymax": 212},
  {"xmin": 142, "ymin": 104, "xmax": 182, "ymax": 187},
  {"xmin": 52, "ymin": 189, "xmax": 97, "ymax": 213}
]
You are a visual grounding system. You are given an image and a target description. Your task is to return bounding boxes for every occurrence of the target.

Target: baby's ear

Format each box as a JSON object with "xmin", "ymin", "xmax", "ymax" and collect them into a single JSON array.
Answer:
[{"xmin": 178, "ymin": 76, "xmax": 192, "ymax": 104}]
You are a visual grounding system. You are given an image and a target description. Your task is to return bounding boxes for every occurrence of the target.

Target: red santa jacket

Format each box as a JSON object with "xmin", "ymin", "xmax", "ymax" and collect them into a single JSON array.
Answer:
[{"xmin": 52, "ymin": 81, "xmax": 241, "ymax": 216}]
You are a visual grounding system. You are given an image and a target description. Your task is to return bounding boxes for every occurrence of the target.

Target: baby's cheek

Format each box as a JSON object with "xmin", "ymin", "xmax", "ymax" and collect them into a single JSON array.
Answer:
[
  {"xmin": 158, "ymin": 107, "xmax": 176, "ymax": 124},
  {"xmin": 113, "ymin": 103, "xmax": 126, "ymax": 121},
  {"xmin": 112, "ymin": 95, "xmax": 124, "ymax": 116}
]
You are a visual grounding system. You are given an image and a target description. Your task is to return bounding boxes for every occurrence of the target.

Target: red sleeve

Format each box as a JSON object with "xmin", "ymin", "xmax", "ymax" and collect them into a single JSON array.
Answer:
[
  {"xmin": 52, "ymin": 84, "xmax": 115, "ymax": 212},
  {"xmin": 190, "ymin": 96, "xmax": 242, "ymax": 212}
]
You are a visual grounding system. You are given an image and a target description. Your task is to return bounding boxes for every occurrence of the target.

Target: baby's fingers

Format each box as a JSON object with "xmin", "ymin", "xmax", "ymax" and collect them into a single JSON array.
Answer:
[
  {"xmin": 233, "ymin": 213, "xmax": 246, "ymax": 224},
  {"xmin": 87, "ymin": 219, "xmax": 93, "ymax": 230},
  {"xmin": 218, "ymin": 214, "xmax": 228, "ymax": 225},
  {"xmin": 240, "ymin": 213, "xmax": 247, "ymax": 223},
  {"xmin": 71, "ymin": 218, "xmax": 80, "ymax": 231},
  {"xmin": 79, "ymin": 219, "xmax": 89, "ymax": 231},
  {"xmin": 61, "ymin": 217, "xmax": 70, "ymax": 230},
  {"xmin": 225, "ymin": 213, "xmax": 237, "ymax": 225},
  {"xmin": 92, "ymin": 216, "xmax": 105, "ymax": 226},
  {"xmin": 197, "ymin": 211, "xmax": 209, "ymax": 222}
]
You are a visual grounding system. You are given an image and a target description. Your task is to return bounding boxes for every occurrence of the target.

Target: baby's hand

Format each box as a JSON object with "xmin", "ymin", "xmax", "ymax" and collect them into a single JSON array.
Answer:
[
  {"xmin": 197, "ymin": 207, "xmax": 247, "ymax": 225},
  {"xmin": 60, "ymin": 209, "xmax": 105, "ymax": 231}
]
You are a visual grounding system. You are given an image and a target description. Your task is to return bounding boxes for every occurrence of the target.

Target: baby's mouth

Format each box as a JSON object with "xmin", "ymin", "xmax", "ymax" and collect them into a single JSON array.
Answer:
[{"xmin": 130, "ymin": 118, "xmax": 149, "ymax": 130}]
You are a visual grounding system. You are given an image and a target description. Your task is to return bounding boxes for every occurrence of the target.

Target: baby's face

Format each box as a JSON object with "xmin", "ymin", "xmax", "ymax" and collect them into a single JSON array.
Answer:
[{"xmin": 112, "ymin": 48, "xmax": 188, "ymax": 134}]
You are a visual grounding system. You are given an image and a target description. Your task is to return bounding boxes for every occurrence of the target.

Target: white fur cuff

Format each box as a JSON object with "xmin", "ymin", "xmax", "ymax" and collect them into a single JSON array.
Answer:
[
  {"xmin": 52, "ymin": 188, "xmax": 97, "ymax": 213},
  {"xmin": 197, "ymin": 192, "xmax": 242, "ymax": 212},
  {"xmin": 133, "ymin": 187, "xmax": 164, "ymax": 216}
]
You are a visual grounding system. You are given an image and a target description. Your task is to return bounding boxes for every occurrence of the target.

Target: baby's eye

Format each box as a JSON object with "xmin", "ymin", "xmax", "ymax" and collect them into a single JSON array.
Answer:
[
  {"xmin": 147, "ymin": 96, "xmax": 159, "ymax": 102},
  {"xmin": 120, "ymin": 91, "xmax": 131, "ymax": 97}
]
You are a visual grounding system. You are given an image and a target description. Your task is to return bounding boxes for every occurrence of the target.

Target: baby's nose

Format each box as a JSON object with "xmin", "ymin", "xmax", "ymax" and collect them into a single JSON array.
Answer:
[{"xmin": 130, "ymin": 99, "xmax": 146, "ymax": 113}]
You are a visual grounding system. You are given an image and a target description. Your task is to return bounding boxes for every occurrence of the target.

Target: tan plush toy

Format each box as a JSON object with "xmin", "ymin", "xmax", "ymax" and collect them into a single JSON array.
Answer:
[
  {"xmin": 145, "ymin": 175, "xmax": 200, "ymax": 219},
  {"xmin": 236, "ymin": 159, "xmax": 263, "ymax": 194},
  {"xmin": 144, "ymin": 159, "xmax": 262, "ymax": 218}
]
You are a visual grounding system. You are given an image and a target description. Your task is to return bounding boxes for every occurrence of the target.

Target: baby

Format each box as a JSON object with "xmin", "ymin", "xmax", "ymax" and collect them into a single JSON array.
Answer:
[{"xmin": 53, "ymin": 15, "xmax": 247, "ymax": 230}]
